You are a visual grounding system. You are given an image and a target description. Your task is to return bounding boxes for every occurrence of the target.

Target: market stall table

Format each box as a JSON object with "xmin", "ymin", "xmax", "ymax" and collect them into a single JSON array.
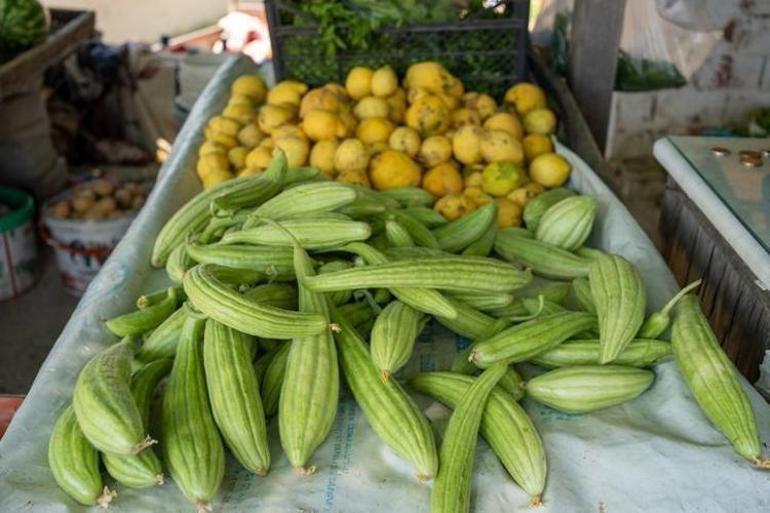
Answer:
[
  {"xmin": 1, "ymin": 57, "xmax": 769, "ymax": 513},
  {"xmin": 654, "ymin": 136, "xmax": 770, "ymax": 381}
]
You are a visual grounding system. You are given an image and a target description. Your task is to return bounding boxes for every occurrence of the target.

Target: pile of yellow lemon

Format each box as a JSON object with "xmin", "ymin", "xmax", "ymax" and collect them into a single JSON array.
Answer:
[{"xmin": 196, "ymin": 61, "xmax": 572, "ymax": 227}]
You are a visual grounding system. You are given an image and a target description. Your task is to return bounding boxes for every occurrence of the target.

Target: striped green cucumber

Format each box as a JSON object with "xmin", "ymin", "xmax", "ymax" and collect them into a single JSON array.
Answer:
[
  {"xmin": 279, "ymin": 242, "xmax": 339, "ymax": 473},
  {"xmin": 260, "ymin": 341, "xmax": 290, "ymax": 417},
  {"xmin": 253, "ymin": 344, "xmax": 280, "ymax": 386},
  {"xmin": 204, "ymin": 320, "xmax": 270, "ymax": 475},
  {"xmin": 535, "ymin": 196, "xmax": 597, "ymax": 251},
  {"xmin": 166, "ymin": 243, "xmax": 193, "ymax": 283},
  {"xmin": 221, "ymin": 218, "xmax": 371, "ymax": 249},
  {"xmin": 339, "ymin": 243, "xmax": 457, "ymax": 318},
  {"xmin": 447, "ymin": 290, "xmax": 514, "ymax": 312},
  {"xmin": 437, "ymin": 299, "xmax": 508, "ymax": 341},
  {"xmin": 469, "ymin": 311, "xmax": 596, "ymax": 367},
  {"xmin": 102, "ymin": 359, "xmax": 171, "ymax": 488},
  {"xmin": 526, "ymin": 365, "xmax": 653, "ymax": 413},
  {"xmin": 383, "ymin": 246, "xmax": 450, "ymax": 260},
  {"xmin": 211, "ymin": 150, "xmax": 288, "ymax": 213},
  {"xmin": 495, "ymin": 230, "xmax": 591, "ymax": 279},
  {"xmin": 487, "ymin": 281, "xmax": 571, "ymax": 318},
  {"xmin": 48, "ymin": 406, "xmax": 115, "ymax": 507},
  {"xmin": 283, "ymin": 165, "xmax": 321, "ymax": 185},
  {"xmin": 186, "ymin": 243, "xmax": 295, "ymax": 280},
  {"xmin": 331, "ymin": 306, "xmax": 438, "ymax": 480},
  {"xmin": 318, "ymin": 260, "xmax": 354, "ymax": 306},
  {"xmin": 498, "ymin": 366, "xmax": 526, "ymax": 400},
  {"xmin": 401, "ymin": 206, "xmax": 448, "ymax": 228},
  {"xmin": 73, "ymin": 337, "xmax": 152, "ymax": 455},
  {"xmin": 136, "ymin": 307, "xmax": 187, "ymax": 364},
  {"xmin": 303, "ymin": 255, "xmax": 531, "ymax": 293},
  {"xmin": 336, "ymin": 300, "xmax": 375, "ymax": 327},
  {"xmin": 136, "ymin": 285, "xmax": 184, "ymax": 310},
  {"xmin": 380, "ymin": 186, "xmax": 436, "ymax": 207},
  {"xmin": 243, "ymin": 282, "xmax": 298, "ymax": 310},
  {"xmin": 151, "ymin": 151, "xmax": 286, "ymax": 266},
  {"xmin": 461, "ymin": 222, "xmax": 497, "ymax": 257},
  {"xmin": 346, "ymin": 184, "xmax": 401, "ymax": 209},
  {"xmin": 183, "ymin": 263, "xmax": 327, "ymax": 339},
  {"xmin": 522, "ymin": 298, "xmax": 568, "ymax": 316},
  {"xmin": 575, "ymin": 246, "xmax": 606, "ymax": 260},
  {"xmin": 531, "ymin": 338, "xmax": 671, "ymax": 368},
  {"xmin": 386, "ymin": 210, "xmax": 440, "ymax": 249},
  {"xmin": 250, "ymin": 181, "xmax": 357, "ymax": 220},
  {"xmin": 672, "ymin": 295, "xmax": 768, "ymax": 465},
  {"xmin": 522, "ymin": 187, "xmax": 575, "ymax": 230},
  {"xmin": 370, "ymin": 301, "xmax": 426, "ymax": 382},
  {"xmin": 638, "ymin": 279, "xmax": 701, "ymax": 338},
  {"xmin": 106, "ymin": 287, "xmax": 181, "ymax": 337},
  {"xmin": 589, "ymin": 254, "xmax": 646, "ymax": 363},
  {"xmin": 337, "ymin": 199, "xmax": 387, "ymax": 218},
  {"xmin": 571, "ymin": 277, "xmax": 596, "ymax": 313},
  {"xmin": 409, "ymin": 372, "xmax": 546, "ymax": 503},
  {"xmin": 431, "ymin": 363, "xmax": 508, "ymax": 513},
  {"xmin": 433, "ymin": 203, "xmax": 496, "ymax": 253},
  {"xmin": 161, "ymin": 309, "xmax": 225, "ymax": 512},
  {"xmin": 385, "ymin": 219, "xmax": 415, "ymax": 248}
]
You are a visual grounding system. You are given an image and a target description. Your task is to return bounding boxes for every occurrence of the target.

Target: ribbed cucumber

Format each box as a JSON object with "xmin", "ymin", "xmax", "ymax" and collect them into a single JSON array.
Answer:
[
  {"xmin": 331, "ymin": 306, "xmax": 438, "ymax": 480},
  {"xmin": 278, "ymin": 243, "xmax": 339, "ymax": 474},
  {"xmin": 72, "ymin": 338, "xmax": 152, "ymax": 455},
  {"xmin": 531, "ymin": 339, "xmax": 671, "ymax": 368},
  {"xmin": 136, "ymin": 307, "xmax": 187, "ymax": 364},
  {"xmin": 433, "ymin": 203, "xmax": 496, "ymax": 253},
  {"xmin": 495, "ymin": 230, "xmax": 591, "ymax": 280},
  {"xmin": 526, "ymin": 365, "xmax": 654, "ymax": 413},
  {"xmin": 260, "ymin": 341, "xmax": 290, "ymax": 417},
  {"xmin": 251, "ymin": 181, "xmax": 357, "ymax": 220},
  {"xmin": 105, "ymin": 287, "xmax": 181, "ymax": 337},
  {"xmin": 221, "ymin": 218, "xmax": 372, "ymax": 249},
  {"xmin": 186, "ymin": 243, "xmax": 295, "ymax": 280},
  {"xmin": 431, "ymin": 363, "xmax": 508, "ymax": 513},
  {"xmin": 370, "ymin": 301, "xmax": 426, "ymax": 382},
  {"xmin": 535, "ymin": 196, "xmax": 596, "ymax": 251},
  {"xmin": 469, "ymin": 311, "xmax": 596, "ymax": 367},
  {"xmin": 48, "ymin": 406, "xmax": 115, "ymax": 507},
  {"xmin": 161, "ymin": 309, "xmax": 225, "ymax": 512},
  {"xmin": 204, "ymin": 320, "xmax": 270, "ymax": 475},
  {"xmin": 409, "ymin": 372, "xmax": 546, "ymax": 504}
]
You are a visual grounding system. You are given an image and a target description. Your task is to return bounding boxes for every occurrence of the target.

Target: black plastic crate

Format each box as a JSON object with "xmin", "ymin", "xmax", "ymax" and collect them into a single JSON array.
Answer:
[{"xmin": 265, "ymin": 0, "xmax": 530, "ymax": 99}]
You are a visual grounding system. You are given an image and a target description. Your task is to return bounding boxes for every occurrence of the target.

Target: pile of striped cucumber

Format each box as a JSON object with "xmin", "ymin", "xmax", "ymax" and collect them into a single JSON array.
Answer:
[{"xmin": 48, "ymin": 150, "xmax": 769, "ymax": 512}]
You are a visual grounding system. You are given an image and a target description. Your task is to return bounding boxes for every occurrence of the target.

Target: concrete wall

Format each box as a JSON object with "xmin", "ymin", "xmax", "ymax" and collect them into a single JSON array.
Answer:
[{"xmin": 44, "ymin": 0, "xmax": 229, "ymax": 44}]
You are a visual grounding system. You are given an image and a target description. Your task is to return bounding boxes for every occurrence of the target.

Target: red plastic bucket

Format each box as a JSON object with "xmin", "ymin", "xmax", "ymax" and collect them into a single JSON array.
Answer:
[{"xmin": 0, "ymin": 395, "xmax": 24, "ymax": 440}]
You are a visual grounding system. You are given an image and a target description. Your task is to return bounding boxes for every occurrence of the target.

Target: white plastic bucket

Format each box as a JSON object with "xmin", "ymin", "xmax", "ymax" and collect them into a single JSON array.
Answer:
[
  {"xmin": 41, "ymin": 196, "xmax": 138, "ymax": 297},
  {"xmin": 0, "ymin": 186, "xmax": 38, "ymax": 301}
]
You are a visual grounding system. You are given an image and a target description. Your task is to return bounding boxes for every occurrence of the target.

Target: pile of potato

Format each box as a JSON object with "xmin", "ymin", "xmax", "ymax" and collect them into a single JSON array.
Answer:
[
  {"xmin": 49, "ymin": 179, "xmax": 148, "ymax": 221},
  {"xmin": 197, "ymin": 61, "xmax": 573, "ymax": 227}
]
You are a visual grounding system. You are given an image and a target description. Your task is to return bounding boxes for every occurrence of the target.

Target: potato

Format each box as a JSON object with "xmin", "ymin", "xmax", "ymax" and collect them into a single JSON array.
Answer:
[
  {"xmin": 131, "ymin": 195, "xmax": 145, "ymax": 210},
  {"xmin": 84, "ymin": 197, "xmax": 117, "ymax": 219},
  {"xmin": 90, "ymin": 179, "xmax": 115, "ymax": 197},
  {"xmin": 71, "ymin": 192, "xmax": 95, "ymax": 214},
  {"xmin": 114, "ymin": 187, "xmax": 133, "ymax": 209},
  {"xmin": 51, "ymin": 201, "xmax": 70, "ymax": 219}
]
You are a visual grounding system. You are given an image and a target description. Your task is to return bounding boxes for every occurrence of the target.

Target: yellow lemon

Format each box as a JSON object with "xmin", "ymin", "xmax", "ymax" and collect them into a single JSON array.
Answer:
[
  {"xmin": 452, "ymin": 125, "xmax": 484, "ymax": 165},
  {"xmin": 404, "ymin": 61, "xmax": 454, "ymax": 94},
  {"xmin": 237, "ymin": 124, "xmax": 265, "ymax": 148},
  {"xmin": 405, "ymin": 94, "xmax": 451, "ymax": 137},
  {"xmin": 356, "ymin": 117, "xmax": 395, "ymax": 144},
  {"xmin": 336, "ymin": 168, "xmax": 371, "ymax": 187},
  {"xmin": 345, "ymin": 66, "xmax": 374, "ymax": 100},
  {"xmin": 522, "ymin": 133, "xmax": 554, "ymax": 162},
  {"xmin": 353, "ymin": 96, "xmax": 390, "ymax": 120},
  {"xmin": 504, "ymin": 83, "xmax": 547, "ymax": 116},
  {"xmin": 310, "ymin": 139, "xmax": 340, "ymax": 177},
  {"xmin": 202, "ymin": 169, "xmax": 235, "ymax": 189},
  {"xmin": 434, "ymin": 194, "xmax": 474, "ymax": 221},
  {"xmin": 480, "ymin": 130, "xmax": 524, "ymax": 165},
  {"xmin": 299, "ymin": 87, "xmax": 344, "ymax": 118},
  {"xmin": 257, "ymin": 104, "xmax": 295, "ymax": 134},
  {"xmin": 495, "ymin": 198, "xmax": 523, "ymax": 228},
  {"xmin": 464, "ymin": 171, "xmax": 483, "ymax": 188},
  {"xmin": 481, "ymin": 161, "xmax": 526, "ymax": 197},
  {"xmin": 463, "ymin": 92, "xmax": 497, "ymax": 120},
  {"xmin": 228, "ymin": 146, "xmax": 249, "ymax": 169},
  {"xmin": 222, "ymin": 104, "xmax": 255, "ymax": 124},
  {"xmin": 266, "ymin": 80, "xmax": 307, "ymax": 106},
  {"xmin": 231, "ymin": 75, "xmax": 267, "ymax": 103},
  {"xmin": 371, "ymin": 65, "xmax": 398, "ymax": 97},
  {"xmin": 334, "ymin": 138, "xmax": 370, "ymax": 173},
  {"xmin": 507, "ymin": 182, "xmax": 546, "ymax": 207},
  {"xmin": 273, "ymin": 136, "xmax": 309, "ymax": 167},
  {"xmin": 227, "ymin": 94, "xmax": 257, "ymax": 110},
  {"xmin": 238, "ymin": 167, "xmax": 262, "ymax": 178},
  {"xmin": 245, "ymin": 146, "xmax": 273, "ymax": 169},
  {"xmin": 463, "ymin": 186, "xmax": 493, "ymax": 208},
  {"xmin": 388, "ymin": 126, "xmax": 421, "ymax": 157},
  {"xmin": 369, "ymin": 150, "xmax": 422, "ymax": 190},
  {"xmin": 271, "ymin": 124, "xmax": 307, "ymax": 142},
  {"xmin": 422, "ymin": 162, "xmax": 463, "ymax": 198},
  {"xmin": 205, "ymin": 129, "xmax": 238, "ymax": 149},
  {"xmin": 483, "ymin": 112, "xmax": 523, "ymax": 140},
  {"xmin": 523, "ymin": 108, "xmax": 557, "ymax": 135},
  {"xmin": 208, "ymin": 116, "xmax": 242, "ymax": 137},
  {"xmin": 529, "ymin": 153, "xmax": 571, "ymax": 188},
  {"xmin": 198, "ymin": 140, "xmax": 227, "ymax": 157},
  {"xmin": 386, "ymin": 88, "xmax": 407, "ymax": 124},
  {"xmin": 451, "ymin": 108, "xmax": 481, "ymax": 129},
  {"xmin": 418, "ymin": 135, "xmax": 453, "ymax": 168},
  {"xmin": 302, "ymin": 109, "xmax": 340, "ymax": 141},
  {"xmin": 196, "ymin": 153, "xmax": 230, "ymax": 179}
]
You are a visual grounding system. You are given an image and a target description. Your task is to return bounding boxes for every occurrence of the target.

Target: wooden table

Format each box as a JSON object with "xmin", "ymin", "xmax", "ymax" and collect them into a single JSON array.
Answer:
[{"xmin": 654, "ymin": 136, "xmax": 770, "ymax": 381}]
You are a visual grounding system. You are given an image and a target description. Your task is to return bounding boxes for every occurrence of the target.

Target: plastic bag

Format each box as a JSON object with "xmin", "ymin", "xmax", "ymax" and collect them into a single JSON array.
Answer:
[{"xmin": 531, "ymin": 0, "xmax": 724, "ymax": 91}]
